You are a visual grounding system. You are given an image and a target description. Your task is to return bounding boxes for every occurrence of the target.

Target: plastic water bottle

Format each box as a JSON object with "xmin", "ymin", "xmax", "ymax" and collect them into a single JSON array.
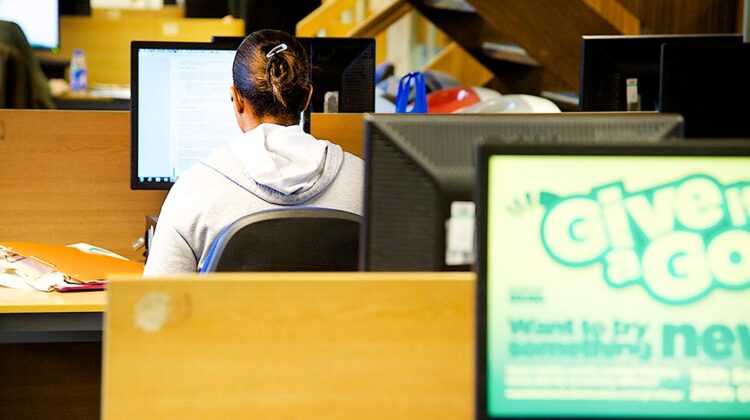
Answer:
[{"xmin": 70, "ymin": 49, "xmax": 88, "ymax": 92}]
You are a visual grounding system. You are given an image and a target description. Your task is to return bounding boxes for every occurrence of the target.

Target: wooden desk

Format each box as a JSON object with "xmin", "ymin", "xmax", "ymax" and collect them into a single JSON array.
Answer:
[
  {"xmin": 103, "ymin": 272, "xmax": 475, "ymax": 419},
  {"xmin": 0, "ymin": 288, "xmax": 105, "ymax": 343},
  {"xmin": 0, "ymin": 287, "xmax": 105, "ymax": 419}
]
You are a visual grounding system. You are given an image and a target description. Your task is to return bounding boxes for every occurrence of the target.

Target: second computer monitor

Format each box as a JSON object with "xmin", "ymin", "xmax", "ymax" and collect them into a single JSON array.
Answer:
[
  {"xmin": 0, "ymin": 0, "xmax": 59, "ymax": 50},
  {"xmin": 362, "ymin": 113, "xmax": 684, "ymax": 272},
  {"xmin": 476, "ymin": 140, "xmax": 750, "ymax": 419},
  {"xmin": 579, "ymin": 34, "xmax": 742, "ymax": 112},
  {"xmin": 659, "ymin": 43, "xmax": 750, "ymax": 138}
]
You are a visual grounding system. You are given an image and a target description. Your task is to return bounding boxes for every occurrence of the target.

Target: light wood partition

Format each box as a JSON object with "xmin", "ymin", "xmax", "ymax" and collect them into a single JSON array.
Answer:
[
  {"xmin": 103, "ymin": 272, "xmax": 475, "ymax": 419},
  {"xmin": 0, "ymin": 110, "xmax": 166, "ymax": 261},
  {"xmin": 0, "ymin": 110, "xmax": 365, "ymax": 261},
  {"xmin": 311, "ymin": 112, "xmax": 366, "ymax": 158},
  {"xmin": 38, "ymin": 9, "xmax": 244, "ymax": 85}
]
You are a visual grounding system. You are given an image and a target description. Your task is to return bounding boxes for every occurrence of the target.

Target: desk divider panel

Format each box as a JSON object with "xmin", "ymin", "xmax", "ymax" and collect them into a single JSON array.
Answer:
[
  {"xmin": 103, "ymin": 272, "xmax": 474, "ymax": 419},
  {"xmin": 0, "ymin": 110, "xmax": 364, "ymax": 262}
]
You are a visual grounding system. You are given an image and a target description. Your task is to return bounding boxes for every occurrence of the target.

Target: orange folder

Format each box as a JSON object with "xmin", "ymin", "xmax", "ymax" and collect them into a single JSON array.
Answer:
[{"xmin": 1, "ymin": 242, "xmax": 143, "ymax": 282}]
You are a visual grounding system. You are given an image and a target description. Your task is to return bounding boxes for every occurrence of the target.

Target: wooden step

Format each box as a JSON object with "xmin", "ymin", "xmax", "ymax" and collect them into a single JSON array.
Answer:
[
  {"xmin": 481, "ymin": 42, "xmax": 539, "ymax": 67},
  {"xmin": 409, "ymin": 0, "xmax": 640, "ymax": 93},
  {"xmin": 422, "ymin": 0, "xmax": 476, "ymax": 12}
]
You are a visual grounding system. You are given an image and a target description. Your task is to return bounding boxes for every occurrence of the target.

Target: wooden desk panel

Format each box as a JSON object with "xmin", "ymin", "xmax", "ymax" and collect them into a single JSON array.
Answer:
[
  {"xmin": 104, "ymin": 272, "xmax": 474, "ymax": 419},
  {"xmin": 0, "ymin": 110, "xmax": 167, "ymax": 261},
  {"xmin": 40, "ymin": 13, "xmax": 244, "ymax": 86},
  {"xmin": 0, "ymin": 111, "xmax": 364, "ymax": 261},
  {"xmin": 311, "ymin": 112, "xmax": 365, "ymax": 158}
]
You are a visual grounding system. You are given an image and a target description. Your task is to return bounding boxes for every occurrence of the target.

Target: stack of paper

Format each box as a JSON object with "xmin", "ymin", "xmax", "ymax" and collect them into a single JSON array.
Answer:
[{"xmin": 0, "ymin": 242, "xmax": 144, "ymax": 292}]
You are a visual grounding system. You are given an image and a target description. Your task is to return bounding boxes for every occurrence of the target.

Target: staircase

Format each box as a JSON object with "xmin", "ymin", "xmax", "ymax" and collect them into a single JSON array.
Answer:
[
  {"xmin": 409, "ymin": 0, "xmax": 639, "ymax": 93},
  {"xmin": 297, "ymin": 0, "xmax": 494, "ymax": 87},
  {"xmin": 297, "ymin": 0, "xmax": 640, "ymax": 94}
]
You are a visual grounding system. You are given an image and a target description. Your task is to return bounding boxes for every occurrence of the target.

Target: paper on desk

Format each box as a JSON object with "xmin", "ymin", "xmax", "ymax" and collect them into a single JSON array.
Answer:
[
  {"xmin": 67, "ymin": 243, "xmax": 128, "ymax": 260},
  {"xmin": 0, "ymin": 246, "xmax": 71, "ymax": 291},
  {"xmin": 88, "ymin": 84, "xmax": 130, "ymax": 100},
  {"xmin": 0, "ymin": 272, "xmax": 69, "ymax": 292},
  {"xmin": 0, "ymin": 243, "xmax": 136, "ymax": 292}
]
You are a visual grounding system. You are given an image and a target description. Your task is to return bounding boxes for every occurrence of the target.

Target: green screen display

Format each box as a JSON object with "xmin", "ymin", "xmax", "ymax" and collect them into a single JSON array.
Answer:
[{"xmin": 486, "ymin": 155, "xmax": 750, "ymax": 418}]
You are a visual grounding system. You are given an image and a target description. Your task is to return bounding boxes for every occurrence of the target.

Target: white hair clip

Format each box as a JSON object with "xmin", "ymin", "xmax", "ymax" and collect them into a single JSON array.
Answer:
[{"xmin": 266, "ymin": 43, "xmax": 288, "ymax": 58}]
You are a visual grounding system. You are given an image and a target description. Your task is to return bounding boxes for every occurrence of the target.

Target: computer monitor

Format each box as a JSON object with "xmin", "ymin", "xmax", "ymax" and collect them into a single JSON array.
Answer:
[
  {"xmin": 131, "ymin": 41, "xmax": 241, "ymax": 190},
  {"xmin": 362, "ymin": 113, "xmax": 684, "ymax": 272},
  {"xmin": 212, "ymin": 36, "xmax": 375, "ymax": 133},
  {"xmin": 476, "ymin": 140, "xmax": 750, "ymax": 419},
  {"xmin": 659, "ymin": 43, "xmax": 750, "ymax": 139},
  {"xmin": 132, "ymin": 38, "xmax": 374, "ymax": 190},
  {"xmin": 579, "ymin": 34, "xmax": 742, "ymax": 112},
  {"xmin": 0, "ymin": 0, "xmax": 59, "ymax": 50}
]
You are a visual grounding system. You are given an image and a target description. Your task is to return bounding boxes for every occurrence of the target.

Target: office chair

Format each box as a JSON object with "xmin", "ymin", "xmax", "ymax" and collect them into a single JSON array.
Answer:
[
  {"xmin": 201, "ymin": 207, "xmax": 362, "ymax": 272},
  {"xmin": 0, "ymin": 21, "xmax": 54, "ymax": 109}
]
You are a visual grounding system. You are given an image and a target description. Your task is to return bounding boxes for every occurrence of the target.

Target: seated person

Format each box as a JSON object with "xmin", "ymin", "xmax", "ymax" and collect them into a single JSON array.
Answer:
[
  {"xmin": 0, "ymin": 20, "xmax": 54, "ymax": 108},
  {"xmin": 144, "ymin": 29, "xmax": 363, "ymax": 275}
]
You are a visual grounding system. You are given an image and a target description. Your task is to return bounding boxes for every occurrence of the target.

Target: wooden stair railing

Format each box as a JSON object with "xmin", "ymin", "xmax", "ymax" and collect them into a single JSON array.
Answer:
[
  {"xmin": 298, "ymin": 0, "xmax": 496, "ymax": 87},
  {"xmin": 423, "ymin": 43, "xmax": 495, "ymax": 87},
  {"xmin": 297, "ymin": 0, "xmax": 370, "ymax": 37},
  {"xmin": 409, "ymin": 0, "xmax": 640, "ymax": 93},
  {"xmin": 298, "ymin": 0, "xmax": 641, "ymax": 92}
]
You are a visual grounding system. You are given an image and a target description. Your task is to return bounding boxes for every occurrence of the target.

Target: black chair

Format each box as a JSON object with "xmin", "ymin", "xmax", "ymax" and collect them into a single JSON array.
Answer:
[
  {"xmin": 0, "ymin": 21, "xmax": 54, "ymax": 109},
  {"xmin": 201, "ymin": 207, "xmax": 362, "ymax": 272}
]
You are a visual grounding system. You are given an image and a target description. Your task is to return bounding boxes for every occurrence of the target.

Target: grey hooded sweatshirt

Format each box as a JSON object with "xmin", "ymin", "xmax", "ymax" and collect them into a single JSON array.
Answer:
[{"xmin": 143, "ymin": 123, "xmax": 363, "ymax": 275}]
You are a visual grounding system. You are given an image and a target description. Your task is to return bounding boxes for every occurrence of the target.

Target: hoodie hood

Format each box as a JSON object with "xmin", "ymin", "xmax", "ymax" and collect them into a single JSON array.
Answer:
[{"xmin": 201, "ymin": 123, "xmax": 345, "ymax": 205}]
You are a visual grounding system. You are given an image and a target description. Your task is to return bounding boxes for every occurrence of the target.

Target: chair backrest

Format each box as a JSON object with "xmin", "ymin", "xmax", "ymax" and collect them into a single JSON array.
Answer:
[
  {"xmin": 0, "ymin": 21, "xmax": 54, "ymax": 109},
  {"xmin": 201, "ymin": 208, "xmax": 362, "ymax": 272}
]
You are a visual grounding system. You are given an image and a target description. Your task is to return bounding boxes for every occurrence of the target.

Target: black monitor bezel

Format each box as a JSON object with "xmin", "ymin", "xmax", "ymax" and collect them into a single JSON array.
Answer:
[
  {"xmin": 59, "ymin": 0, "xmax": 92, "ymax": 16},
  {"xmin": 361, "ymin": 112, "xmax": 685, "ymax": 272},
  {"xmin": 130, "ymin": 40, "xmax": 238, "ymax": 190},
  {"xmin": 659, "ymin": 43, "xmax": 750, "ymax": 139},
  {"xmin": 579, "ymin": 34, "xmax": 743, "ymax": 112},
  {"xmin": 475, "ymin": 140, "xmax": 750, "ymax": 420}
]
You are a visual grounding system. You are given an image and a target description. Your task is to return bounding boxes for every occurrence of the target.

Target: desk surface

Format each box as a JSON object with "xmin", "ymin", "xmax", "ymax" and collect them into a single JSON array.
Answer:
[{"xmin": 0, "ymin": 288, "xmax": 105, "ymax": 313}]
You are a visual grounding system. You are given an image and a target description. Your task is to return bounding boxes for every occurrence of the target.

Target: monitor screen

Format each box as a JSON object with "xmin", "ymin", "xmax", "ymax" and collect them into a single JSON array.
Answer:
[
  {"xmin": 0, "ymin": 0, "xmax": 59, "ymax": 50},
  {"xmin": 131, "ymin": 42, "xmax": 241, "ymax": 190},
  {"xmin": 362, "ymin": 113, "xmax": 684, "ymax": 272},
  {"xmin": 476, "ymin": 141, "xmax": 750, "ymax": 419},
  {"xmin": 579, "ymin": 34, "xmax": 742, "ymax": 112},
  {"xmin": 659, "ymin": 43, "xmax": 750, "ymax": 139}
]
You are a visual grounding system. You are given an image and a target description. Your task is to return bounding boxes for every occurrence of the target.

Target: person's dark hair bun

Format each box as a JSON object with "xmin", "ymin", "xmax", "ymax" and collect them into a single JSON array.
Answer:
[{"xmin": 233, "ymin": 30, "xmax": 310, "ymax": 125}]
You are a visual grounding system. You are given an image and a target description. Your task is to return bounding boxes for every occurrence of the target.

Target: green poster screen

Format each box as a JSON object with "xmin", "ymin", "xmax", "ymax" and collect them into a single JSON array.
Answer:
[{"xmin": 486, "ymin": 155, "xmax": 750, "ymax": 418}]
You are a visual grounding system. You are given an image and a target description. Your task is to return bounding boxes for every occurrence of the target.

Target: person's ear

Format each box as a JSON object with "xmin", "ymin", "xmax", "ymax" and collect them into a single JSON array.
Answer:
[
  {"xmin": 230, "ymin": 86, "xmax": 245, "ymax": 114},
  {"xmin": 304, "ymin": 84, "xmax": 314, "ymax": 110}
]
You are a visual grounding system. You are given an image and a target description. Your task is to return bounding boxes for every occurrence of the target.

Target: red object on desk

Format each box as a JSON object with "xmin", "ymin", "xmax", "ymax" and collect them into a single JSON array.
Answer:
[
  {"xmin": 426, "ymin": 87, "xmax": 481, "ymax": 113},
  {"xmin": 54, "ymin": 283, "xmax": 106, "ymax": 292}
]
